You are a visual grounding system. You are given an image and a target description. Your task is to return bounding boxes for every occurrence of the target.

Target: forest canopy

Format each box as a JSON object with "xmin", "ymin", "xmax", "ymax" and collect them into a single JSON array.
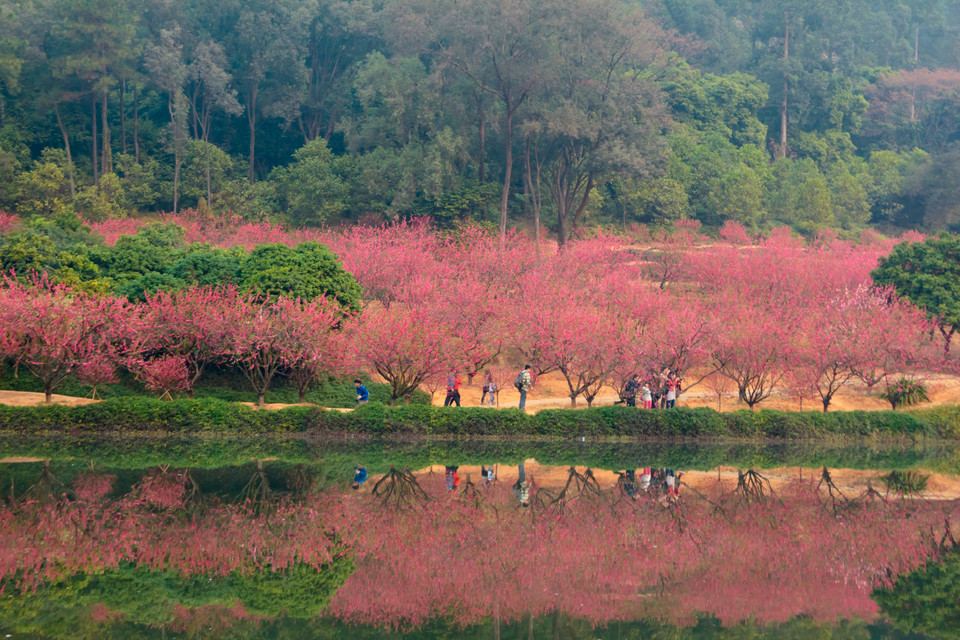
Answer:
[{"xmin": 1, "ymin": 0, "xmax": 959, "ymax": 240}]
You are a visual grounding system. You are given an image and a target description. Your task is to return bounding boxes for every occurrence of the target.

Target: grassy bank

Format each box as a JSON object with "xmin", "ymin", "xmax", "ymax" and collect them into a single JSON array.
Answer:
[{"xmin": 2, "ymin": 398, "xmax": 960, "ymax": 440}]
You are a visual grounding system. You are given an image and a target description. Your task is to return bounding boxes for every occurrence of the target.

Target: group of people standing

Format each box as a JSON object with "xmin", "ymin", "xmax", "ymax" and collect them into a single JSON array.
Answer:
[
  {"xmin": 623, "ymin": 370, "xmax": 682, "ymax": 409},
  {"xmin": 620, "ymin": 468, "xmax": 682, "ymax": 503}
]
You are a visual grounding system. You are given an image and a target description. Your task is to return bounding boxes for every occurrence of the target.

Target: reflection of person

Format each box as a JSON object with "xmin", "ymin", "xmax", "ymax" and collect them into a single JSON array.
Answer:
[
  {"xmin": 481, "ymin": 465, "xmax": 497, "ymax": 485},
  {"xmin": 355, "ymin": 379, "xmax": 369, "ymax": 404},
  {"xmin": 352, "ymin": 466, "xmax": 367, "ymax": 490},
  {"xmin": 445, "ymin": 465, "xmax": 461, "ymax": 491},
  {"xmin": 514, "ymin": 462, "xmax": 532, "ymax": 507},
  {"xmin": 639, "ymin": 467, "xmax": 652, "ymax": 491},
  {"xmin": 517, "ymin": 365, "xmax": 533, "ymax": 411},
  {"xmin": 622, "ymin": 469, "xmax": 638, "ymax": 498}
]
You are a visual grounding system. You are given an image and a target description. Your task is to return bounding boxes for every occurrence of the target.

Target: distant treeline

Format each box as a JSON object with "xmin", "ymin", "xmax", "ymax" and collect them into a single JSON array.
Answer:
[{"xmin": 1, "ymin": 0, "xmax": 960, "ymax": 237}]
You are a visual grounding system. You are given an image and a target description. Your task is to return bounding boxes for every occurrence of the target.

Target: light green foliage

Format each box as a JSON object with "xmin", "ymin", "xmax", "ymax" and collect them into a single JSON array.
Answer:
[
  {"xmin": 826, "ymin": 162, "xmax": 871, "ymax": 229},
  {"xmin": 74, "ymin": 171, "xmax": 126, "ymax": 220},
  {"xmin": 239, "ymin": 241, "xmax": 362, "ymax": 310},
  {"xmin": 662, "ymin": 62, "xmax": 769, "ymax": 148},
  {"xmin": 767, "ymin": 158, "xmax": 834, "ymax": 233},
  {"xmin": 0, "ymin": 216, "xmax": 109, "ymax": 292},
  {"xmin": 14, "ymin": 148, "xmax": 73, "ymax": 217},
  {"xmin": 266, "ymin": 138, "xmax": 350, "ymax": 226}
]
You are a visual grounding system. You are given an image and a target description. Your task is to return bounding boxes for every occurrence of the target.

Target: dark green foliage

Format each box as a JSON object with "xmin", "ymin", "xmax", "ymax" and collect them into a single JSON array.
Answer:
[
  {"xmin": 881, "ymin": 469, "xmax": 930, "ymax": 493},
  {"xmin": 880, "ymin": 378, "xmax": 931, "ymax": 410},
  {"xmin": 873, "ymin": 234, "xmax": 960, "ymax": 349},
  {"xmin": 874, "ymin": 548, "xmax": 960, "ymax": 639},
  {"xmin": 239, "ymin": 242, "xmax": 362, "ymax": 310},
  {"xmin": 1, "ymin": 400, "xmax": 958, "ymax": 440}
]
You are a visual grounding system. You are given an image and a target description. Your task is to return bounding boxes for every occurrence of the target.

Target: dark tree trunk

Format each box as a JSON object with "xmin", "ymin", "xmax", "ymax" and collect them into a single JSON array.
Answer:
[
  {"xmin": 54, "ymin": 104, "xmax": 75, "ymax": 199},
  {"xmin": 133, "ymin": 85, "xmax": 140, "ymax": 163},
  {"xmin": 119, "ymin": 79, "xmax": 127, "ymax": 155},
  {"xmin": 101, "ymin": 86, "xmax": 111, "ymax": 176},
  {"xmin": 91, "ymin": 93, "xmax": 99, "ymax": 186},
  {"xmin": 499, "ymin": 106, "xmax": 513, "ymax": 244}
]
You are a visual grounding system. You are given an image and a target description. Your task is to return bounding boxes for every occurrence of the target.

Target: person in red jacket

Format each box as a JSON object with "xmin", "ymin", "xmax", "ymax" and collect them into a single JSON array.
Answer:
[{"xmin": 443, "ymin": 371, "xmax": 462, "ymax": 407}]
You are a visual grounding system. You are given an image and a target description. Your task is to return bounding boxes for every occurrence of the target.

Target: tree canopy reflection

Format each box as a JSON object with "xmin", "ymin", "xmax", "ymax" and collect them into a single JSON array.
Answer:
[{"xmin": 0, "ymin": 461, "xmax": 956, "ymax": 637}]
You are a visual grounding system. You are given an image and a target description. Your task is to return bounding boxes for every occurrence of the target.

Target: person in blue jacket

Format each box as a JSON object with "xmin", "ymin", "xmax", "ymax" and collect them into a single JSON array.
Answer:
[
  {"xmin": 352, "ymin": 466, "xmax": 368, "ymax": 490},
  {"xmin": 355, "ymin": 378, "xmax": 369, "ymax": 404}
]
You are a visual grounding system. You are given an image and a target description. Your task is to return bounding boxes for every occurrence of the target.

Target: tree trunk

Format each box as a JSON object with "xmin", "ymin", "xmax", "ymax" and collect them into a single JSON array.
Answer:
[
  {"xmin": 778, "ymin": 11, "xmax": 789, "ymax": 159},
  {"xmin": 569, "ymin": 395, "xmax": 577, "ymax": 408},
  {"xmin": 101, "ymin": 86, "xmax": 111, "ymax": 176},
  {"xmin": 257, "ymin": 391, "xmax": 265, "ymax": 408},
  {"xmin": 822, "ymin": 397, "xmax": 831, "ymax": 412},
  {"xmin": 499, "ymin": 106, "xmax": 513, "ymax": 244},
  {"xmin": 133, "ymin": 85, "xmax": 140, "ymax": 163},
  {"xmin": 247, "ymin": 84, "xmax": 258, "ymax": 183},
  {"xmin": 54, "ymin": 104, "xmax": 75, "ymax": 199},
  {"xmin": 478, "ymin": 97, "xmax": 486, "ymax": 183},
  {"xmin": 119, "ymin": 78, "xmax": 127, "ymax": 155},
  {"xmin": 44, "ymin": 384, "xmax": 53, "ymax": 404},
  {"xmin": 91, "ymin": 93, "xmax": 99, "ymax": 186},
  {"xmin": 205, "ymin": 134, "xmax": 212, "ymax": 205}
]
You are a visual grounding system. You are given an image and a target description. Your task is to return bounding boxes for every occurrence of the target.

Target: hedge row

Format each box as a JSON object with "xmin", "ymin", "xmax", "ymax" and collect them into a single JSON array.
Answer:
[{"xmin": 2, "ymin": 398, "xmax": 960, "ymax": 439}]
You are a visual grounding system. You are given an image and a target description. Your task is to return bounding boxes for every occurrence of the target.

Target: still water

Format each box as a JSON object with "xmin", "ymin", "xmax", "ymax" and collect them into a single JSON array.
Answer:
[{"xmin": 0, "ymin": 434, "xmax": 958, "ymax": 639}]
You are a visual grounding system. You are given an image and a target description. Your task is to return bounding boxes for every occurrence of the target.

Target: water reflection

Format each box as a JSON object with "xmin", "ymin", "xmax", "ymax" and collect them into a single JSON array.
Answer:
[{"xmin": 0, "ymin": 441, "xmax": 958, "ymax": 638}]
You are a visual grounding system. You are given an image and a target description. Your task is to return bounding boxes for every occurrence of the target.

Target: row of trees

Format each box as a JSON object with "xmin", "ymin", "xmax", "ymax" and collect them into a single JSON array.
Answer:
[
  {"xmin": 1, "ymin": 0, "xmax": 959, "ymax": 235},
  {"xmin": 1, "ymin": 220, "xmax": 953, "ymax": 410}
]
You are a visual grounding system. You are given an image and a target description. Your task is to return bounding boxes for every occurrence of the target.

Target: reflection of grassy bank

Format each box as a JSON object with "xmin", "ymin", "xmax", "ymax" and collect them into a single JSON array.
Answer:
[
  {"xmin": 0, "ymin": 600, "xmax": 923, "ymax": 639},
  {"xmin": 875, "ymin": 547, "xmax": 960, "ymax": 638},
  {"xmin": 4, "ymin": 399, "xmax": 960, "ymax": 439},
  {"xmin": 2, "ymin": 435, "xmax": 959, "ymax": 493}
]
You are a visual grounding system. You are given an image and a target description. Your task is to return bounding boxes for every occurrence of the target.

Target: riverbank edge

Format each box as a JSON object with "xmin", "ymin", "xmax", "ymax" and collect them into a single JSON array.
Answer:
[{"xmin": 2, "ymin": 397, "xmax": 959, "ymax": 439}]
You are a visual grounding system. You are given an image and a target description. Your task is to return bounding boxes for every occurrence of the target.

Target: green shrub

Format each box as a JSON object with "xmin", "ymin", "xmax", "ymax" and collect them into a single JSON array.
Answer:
[
  {"xmin": 881, "ymin": 470, "xmax": 930, "ymax": 493},
  {"xmin": 1, "ymin": 400, "xmax": 959, "ymax": 439}
]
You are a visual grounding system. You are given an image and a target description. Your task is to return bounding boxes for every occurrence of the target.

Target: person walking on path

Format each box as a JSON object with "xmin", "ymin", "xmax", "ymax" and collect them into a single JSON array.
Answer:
[
  {"xmin": 516, "ymin": 365, "xmax": 533, "ymax": 411},
  {"xmin": 444, "ymin": 372, "xmax": 462, "ymax": 407},
  {"xmin": 355, "ymin": 379, "xmax": 369, "ymax": 404},
  {"xmin": 514, "ymin": 462, "xmax": 533, "ymax": 507}
]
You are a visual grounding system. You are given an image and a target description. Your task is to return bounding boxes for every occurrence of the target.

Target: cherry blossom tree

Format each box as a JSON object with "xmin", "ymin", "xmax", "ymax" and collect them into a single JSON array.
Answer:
[
  {"xmin": 139, "ymin": 286, "xmax": 242, "ymax": 395},
  {"xmin": 0, "ymin": 277, "xmax": 129, "ymax": 403},
  {"xmin": 230, "ymin": 295, "xmax": 344, "ymax": 407}
]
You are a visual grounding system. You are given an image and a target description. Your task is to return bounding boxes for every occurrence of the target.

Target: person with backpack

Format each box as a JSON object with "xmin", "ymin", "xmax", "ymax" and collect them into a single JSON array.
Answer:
[
  {"xmin": 513, "ymin": 462, "xmax": 533, "ymax": 507},
  {"xmin": 514, "ymin": 365, "xmax": 533, "ymax": 411},
  {"xmin": 624, "ymin": 374, "xmax": 640, "ymax": 407}
]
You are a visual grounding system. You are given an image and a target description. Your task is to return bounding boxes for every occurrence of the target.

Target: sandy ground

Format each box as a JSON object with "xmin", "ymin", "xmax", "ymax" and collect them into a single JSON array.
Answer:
[
  {"xmin": 432, "ymin": 370, "xmax": 960, "ymax": 413},
  {"xmin": 3, "ymin": 370, "xmax": 960, "ymax": 414},
  {"xmin": 394, "ymin": 461, "xmax": 960, "ymax": 501}
]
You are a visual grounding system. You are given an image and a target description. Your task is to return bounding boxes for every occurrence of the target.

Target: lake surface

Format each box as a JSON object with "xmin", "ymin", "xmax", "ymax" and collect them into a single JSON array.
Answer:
[{"xmin": 0, "ymin": 434, "xmax": 958, "ymax": 639}]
